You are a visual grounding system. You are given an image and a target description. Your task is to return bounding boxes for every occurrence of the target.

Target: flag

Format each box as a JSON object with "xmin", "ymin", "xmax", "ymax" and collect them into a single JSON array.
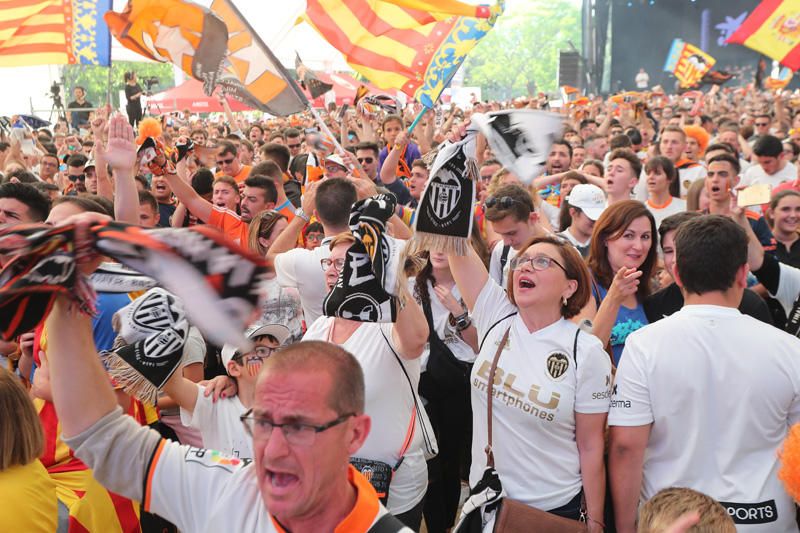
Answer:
[
  {"xmin": 726, "ymin": 0, "xmax": 800, "ymax": 71},
  {"xmin": 295, "ymin": 52, "xmax": 334, "ymax": 99},
  {"xmin": 305, "ymin": 0, "xmax": 503, "ymax": 108},
  {"xmin": 105, "ymin": 0, "xmax": 307, "ymax": 116},
  {"xmin": 766, "ymin": 66, "xmax": 794, "ymax": 89},
  {"xmin": 0, "ymin": 0, "xmax": 111, "ymax": 67},
  {"xmin": 663, "ymin": 38, "xmax": 716, "ymax": 88},
  {"xmin": 471, "ymin": 110, "xmax": 563, "ymax": 186}
]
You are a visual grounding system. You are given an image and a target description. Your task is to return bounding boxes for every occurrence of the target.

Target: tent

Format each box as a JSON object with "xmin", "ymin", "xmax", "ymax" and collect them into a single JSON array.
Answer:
[
  {"xmin": 308, "ymin": 72, "xmax": 384, "ymax": 108},
  {"xmin": 147, "ymin": 79, "xmax": 253, "ymax": 114}
]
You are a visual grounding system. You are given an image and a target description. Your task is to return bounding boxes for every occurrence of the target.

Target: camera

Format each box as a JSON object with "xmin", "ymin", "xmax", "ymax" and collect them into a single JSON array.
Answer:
[
  {"xmin": 50, "ymin": 81, "xmax": 61, "ymax": 97},
  {"xmin": 142, "ymin": 77, "xmax": 159, "ymax": 89}
]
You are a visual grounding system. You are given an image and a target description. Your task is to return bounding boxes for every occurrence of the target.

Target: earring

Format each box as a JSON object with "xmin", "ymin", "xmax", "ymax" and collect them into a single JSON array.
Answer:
[{"xmin": 562, "ymin": 296, "xmax": 568, "ymax": 307}]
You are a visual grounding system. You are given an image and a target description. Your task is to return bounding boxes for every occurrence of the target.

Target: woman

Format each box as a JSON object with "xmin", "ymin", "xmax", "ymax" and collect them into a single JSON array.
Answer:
[
  {"xmin": 303, "ymin": 233, "xmax": 430, "ymax": 530},
  {"xmin": 686, "ymin": 178, "xmax": 709, "ymax": 213},
  {"xmin": 768, "ymin": 190, "xmax": 800, "ymax": 268},
  {"xmin": 247, "ymin": 210, "xmax": 288, "ymax": 256},
  {"xmin": 0, "ymin": 368, "xmax": 58, "ymax": 532},
  {"xmin": 644, "ymin": 156, "xmax": 685, "ymax": 229},
  {"xmin": 581, "ymin": 159, "xmax": 605, "ymax": 178},
  {"xmin": 411, "ymin": 250, "xmax": 480, "ymax": 533},
  {"xmin": 581, "ymin": 200, "xmax": 657, "ymax": 366},
  {"xmin": 448, "ymin": 234, "xmax": 610, "ymax": 532},
  {"xmin": 123, "ymin": 71, "xmax": 143, "ymax": 128}
]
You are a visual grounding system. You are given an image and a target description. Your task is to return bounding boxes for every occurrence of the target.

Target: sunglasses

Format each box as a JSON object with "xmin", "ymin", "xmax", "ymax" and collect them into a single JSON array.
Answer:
[
  {"xmin": 258, "ymin": 211, "xmax": 284, "ymax": 239},
  {"xmin": 755, "ymin": 122, "xmax": 769, "ymax": 127},
  {"xmin": 485, "ymin": 196, "xmax": 522, "ymax": 209},
  {"xmin": 357, "ymin": 157, "xmax": 374, "ymax": 164},
  {"xmin": 216, "ymin": 157, "xmax": 235, "ymax": 166},
  {"xmin": 287, "ymin": 143, "xmax": 301, "ymax": 149},
  {"xmin": 68, "ymin": 174, "xmax": 86, "ymax": 182}
]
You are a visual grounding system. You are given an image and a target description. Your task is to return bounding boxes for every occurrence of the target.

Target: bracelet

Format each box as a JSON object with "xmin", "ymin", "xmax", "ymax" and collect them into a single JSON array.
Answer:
[
  {"xmin": 452, "ymin": 311, "xmax": 469, "ymax": 323},
  {"xmin": 455, "ymin": 316, "xmax": 472, "ymax": 332}
]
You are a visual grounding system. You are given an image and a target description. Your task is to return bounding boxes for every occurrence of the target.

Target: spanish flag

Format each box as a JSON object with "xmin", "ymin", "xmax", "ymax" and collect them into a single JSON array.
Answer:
[
  {"xmin": 0, "ymin": 0, "xmax": 111, "ymax": 67},
  {"xmin": 305, "ymin": 0, "xmax": 503, "ymax": 108},
  {"xmin": 663, "ymin": 39, "xmax": 715, "ymax": 88},
  {"xmin": 726, "ymin": 0, "xmax": 800, "ymax": 71}
]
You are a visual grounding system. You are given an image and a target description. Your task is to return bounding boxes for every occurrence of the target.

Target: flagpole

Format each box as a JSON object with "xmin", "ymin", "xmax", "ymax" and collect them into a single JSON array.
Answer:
[
  {"xmin": 406, "ymin": 107, "xmax": 427, "ymax": 135},
  {"xmin": 309, "ymin": 105, "xmax": 371, "ymax": 179}
]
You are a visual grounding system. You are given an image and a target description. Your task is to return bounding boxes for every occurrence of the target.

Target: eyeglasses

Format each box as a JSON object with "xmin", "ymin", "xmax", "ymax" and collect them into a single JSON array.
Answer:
[
  {"xmin": 68, "ymin": 174, "xmax": 86, "ymax": 182},
  {"xmin": 240, "ymin": 409, "xmax": 355, "ymax": 446},
  {"xmin": 357, "ymin": 157, "xmax": 374, "ymax": 164},
  {"xmin": 306, "ymin": 234, "xmax": 324, "ymax": 242},
  {"xmin": 321, "ymin": 257, "xmax": 346, "ymax": 272},
  {"xmin": 755, "ymin": 122, "xmax": 770, "ymax": 127},
  {"xmin": 485, "ymin": 196, "xmax": 523, "ymax": 209},
  {"xmin": 287, "ymin": 143, "xmax": 301, "ymax": 149},
  {"xmin": 216, "ymin": 157, "xmax": 235, "ymax": 166},
  {"xmin": 325, "ymin": 164, "xmax": 346, "ymax": 172},
  {"xmin": 509, "ymin": 254, "xmax": 567, "ymax": 273}
]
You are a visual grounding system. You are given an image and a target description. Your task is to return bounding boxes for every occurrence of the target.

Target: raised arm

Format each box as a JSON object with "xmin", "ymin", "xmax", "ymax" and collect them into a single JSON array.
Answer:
[
  {"xmin": 380, "ymin": 132, "xmax": 406, "ymax": 185},
  {"xmin": 391, "ymin": 282, "xmax": 429, "ymax": 360},
  {"xmin": 163, "ymin": 158, "xmax": 213, "ymax": 223},
  {"xmin": 91, "ymin": 117, "xmax": 113, "ymax": 201},
  {"xmin": 447, "ymin": 242, "xmax": 489, "ymax": 312},
  {"xmin": 104, "ymin": 114, "xmax": 139, "ymax": 224},
  {"xmin": 265, "ymin": 182, "xmax": 315, "ymax": 263}
]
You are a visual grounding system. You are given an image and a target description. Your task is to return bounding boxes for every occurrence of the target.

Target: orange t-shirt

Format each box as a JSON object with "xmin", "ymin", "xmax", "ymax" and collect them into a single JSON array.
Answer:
[
  {"xmin": 209, "ymin": 206, "xmax": 250, "ymax": 250},
  {"xmin": 216, "ymin": 164, "xmax": 252, "ymax": 184}
]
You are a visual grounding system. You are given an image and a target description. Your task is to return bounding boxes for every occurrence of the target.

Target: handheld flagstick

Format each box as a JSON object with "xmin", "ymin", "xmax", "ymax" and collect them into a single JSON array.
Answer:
[{"xmin": 308, "ymin": 105, "xmax": 368, "ymax": 179}]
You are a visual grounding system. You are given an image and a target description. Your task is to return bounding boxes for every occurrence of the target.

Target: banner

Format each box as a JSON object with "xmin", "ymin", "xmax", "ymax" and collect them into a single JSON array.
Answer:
[
  {"xmin": 0, "ymin": 0, "xmax": 111, "ymax": 67},
  {"xmin": 663, "ymin": 38, "xmax": 716, "ymax": 88},
  {"xmin": 726, "ymin": 0, "xmax": 800, "ymax": 71}
]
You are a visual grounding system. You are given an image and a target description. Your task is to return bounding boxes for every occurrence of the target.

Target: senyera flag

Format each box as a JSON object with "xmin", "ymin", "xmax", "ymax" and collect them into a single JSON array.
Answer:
[
  {"xmin": 305, "ymin": 0, "xmax": 503, "ymax": 108},
  {"xmin": 105, "ymin": 0, "xmax": 307, "ymax": 116},
  {"xmin": 726, "ymin": 0, "xmax": 800, "ymax": 71},
  {"xmin": 0, "ymin": 0, "xmax": 111, "ymax": 67},
  {"xmin": 663, "ymin": 38, "xmax": 716, "ymax": 88}
]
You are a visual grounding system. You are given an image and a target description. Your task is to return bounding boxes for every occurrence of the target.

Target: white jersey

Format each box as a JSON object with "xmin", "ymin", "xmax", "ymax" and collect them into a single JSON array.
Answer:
[
  {"xmin": 609, "ymin": 305, "xmax": 800, "ymax": 532},
  {"xmin": 772, "ymin": 262, "xmax": 800, "ymax": 317},
  {"xmin": 469, "ymin": 279, "xmax": 612, "ymax": 511},
  {"xmin": 303, "ymin": 319, "xmax": 428, "ymax": 514},
  {"xmin": 180, "ymin": 385, "xmax": 252, "ymax": 459},
  {"xmin": 410, "ymin": 279, "xmax": 477, "ymax": 367},
  {"xmin": 488, "ymin": 243, "xmax": 518, "ymax": 288},
  {"xmin": 741, "ymin": 163, "xmax": 797, "ymax": 190},
  {"xmin": 274, "ymin": 236, "xmax": 333, "ymax": 326},
  {"xmin": 677, "ymin": 164, "xmax": 707, "ymax": 198},
  {"xmin": 646, "ymin": 197, "xmax": 686, "ymax": 230}
]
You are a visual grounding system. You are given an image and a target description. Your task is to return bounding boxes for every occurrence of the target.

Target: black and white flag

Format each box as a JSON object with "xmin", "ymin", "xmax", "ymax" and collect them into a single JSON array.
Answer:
[{"xmin": 471, "ymin": 110, "xmax": 563, "ymax": 185}]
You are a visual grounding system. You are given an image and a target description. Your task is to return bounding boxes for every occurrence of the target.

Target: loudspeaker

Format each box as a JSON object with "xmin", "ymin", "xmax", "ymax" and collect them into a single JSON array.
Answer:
[{"xmin": 558, "ymin": 51, "xmax": 582, "ymax": 89}]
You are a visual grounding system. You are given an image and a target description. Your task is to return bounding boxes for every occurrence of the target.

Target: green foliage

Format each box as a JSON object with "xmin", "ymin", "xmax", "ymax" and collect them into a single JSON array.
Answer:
[
  {"xmin": 462, "ymin": 0, "xmax": 581, "ymax": 100},
  {"xmin": 62, "ymin": 61, "xmax": 175, "ymax": 108}
]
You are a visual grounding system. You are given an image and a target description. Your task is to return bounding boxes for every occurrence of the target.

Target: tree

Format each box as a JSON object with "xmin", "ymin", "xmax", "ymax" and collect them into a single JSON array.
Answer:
[
  {"xmin": 462, "ymin": 0, "xmax": 581, "ymax": 100},
  {"xmin": 62, "ymin": 61, "xmax": 175, "ymax": 109}
]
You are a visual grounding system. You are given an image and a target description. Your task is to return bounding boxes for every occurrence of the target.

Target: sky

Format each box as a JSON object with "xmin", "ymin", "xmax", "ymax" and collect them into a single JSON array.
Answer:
[{"xmin": 0, "ymin": 0, "xmax": 565, "ymax": 116}]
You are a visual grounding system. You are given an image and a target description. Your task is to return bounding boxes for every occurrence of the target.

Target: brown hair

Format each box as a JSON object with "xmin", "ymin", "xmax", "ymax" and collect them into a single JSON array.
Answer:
[
  {"xmin": 505, "ymin": 235, "xmax": 591, "ymax": 318},
  {"xmin": 587, "ymin": 200, "xmax": 658, "ymax": 299},
  {"xmin": 638, "ymin": 487, "xmax": 735, "ymax": 533},
  {"xmin": 485, "ymin": 184, "xmax": 534, "ymax": 223},
  {"xmin": 213, "ymin": 175, "xmax": 238, "ymax": 193},
  {"xmin": 686, "ymin": 178, "xmax": 707, "ymax": 213},
  {"xmin": 0, "ymin": 368, "xmax": 44, "ymax": 471},
  {"xmin": 247, "ymin": 210, "xmax": 287, "ymax": 256},
  {"xmin": 609, "ymin": 148, "xmax": 643, "ymax": 179}
]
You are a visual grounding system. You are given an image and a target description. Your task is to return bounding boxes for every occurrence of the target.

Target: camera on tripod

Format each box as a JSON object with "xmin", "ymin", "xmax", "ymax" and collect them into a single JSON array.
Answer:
[
  {"xmin": 142, "ymin": 76, "xmax": 159, "ymax": 95},
  {"xmin": 49, "ymin": 81, "xmax": 63, "ymax": 107}
]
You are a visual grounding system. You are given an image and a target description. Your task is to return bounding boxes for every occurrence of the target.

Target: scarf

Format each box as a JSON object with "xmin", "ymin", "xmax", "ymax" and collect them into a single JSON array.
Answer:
[
  {"xmin": 103, "ymin": 288, "xmax": 189, "ymax": 404},
  {"xmin": 413, "ymin": 130, "xmax": 478, "ymax": 255},
  {"xmin": 323, "ymin": 194, "xmax": 398, "ymax": 323},
  {"xmin": 0, "ymin": 222, "xmax": 267, "ymax": 351}
]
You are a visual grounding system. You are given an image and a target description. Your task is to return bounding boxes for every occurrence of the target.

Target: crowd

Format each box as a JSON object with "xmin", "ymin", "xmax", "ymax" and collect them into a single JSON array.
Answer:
[{"xmin": 0, "ymin": 78, "xmax": 800, "ymax": 533}]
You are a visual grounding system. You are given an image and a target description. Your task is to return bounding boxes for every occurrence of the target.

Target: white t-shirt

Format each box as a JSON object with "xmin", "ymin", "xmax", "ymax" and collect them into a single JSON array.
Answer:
[
  {"xmin": 646, "ymin": 197, "xmax": 686, "ymax": 230},
  {"xmin": 411, "ymin": 279, "xmax": 477, "ymax": 367},
  {"xmin": 635, "ymin": 72, "xmax": 649, "ymax": 89},
  {"xmin": 180, "ymin": 385, "xmax": 252, "ymax": 459},
  {"xmin": 274, "ymin": 236, "xmax": 333, "ymax": 327},
  {"xmin": 771, "ymin": 262, "xmax": 800, "ymax": 317},
  {"xmin": 303, "ymin": 318, "xmax": 428, "ymax": 514},
  {"xmin": 488, "ymin": 243, "xmax": 518, "ymax": 288},
  {"xmin": 677, "ymin": 164, "xmax": 707, "ymax": 198},
  {"xmin": 609, "ymin": 305, "xmax": 800, "ymax": 532},
  {"xmin": 540, "ymin": 201, "xmax": 561, "ymax": 232},
  {"xmin": 469, "ymin": 279, "xmax": 612, "ymax": 511},
  {"xmin": 741, "ymin": 162, "xmax": 797, "ymax": 190}
]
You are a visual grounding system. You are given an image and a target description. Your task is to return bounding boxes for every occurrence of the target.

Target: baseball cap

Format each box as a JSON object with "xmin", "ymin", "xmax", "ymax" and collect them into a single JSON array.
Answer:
[
  {"xmin": 84, "ymin": 159, "xmax": 96, "ymax": 170},
  {"xmin": 220, "ymin": 323, "xmax": 291, "ymax": 370},
  {"xmin": 566, "ymin": 184, "xmax": 607, "ymax": 221},
  {"xmin": 325, "ymin": 153, "xmax": 347, "ymax": 169}
]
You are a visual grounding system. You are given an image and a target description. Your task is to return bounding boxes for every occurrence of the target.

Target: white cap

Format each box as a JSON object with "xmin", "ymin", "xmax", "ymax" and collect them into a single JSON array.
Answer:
[
  {"xmin": 220, "ymin": 323, "xmax": 291, "ymax": 370},
  {"xmin": 325, "ymin": 153, "xmax": 347, "ymax": 169},
  {"xmin": 566, "ymin": 184, "xmax": 607, "ymax": 221}
]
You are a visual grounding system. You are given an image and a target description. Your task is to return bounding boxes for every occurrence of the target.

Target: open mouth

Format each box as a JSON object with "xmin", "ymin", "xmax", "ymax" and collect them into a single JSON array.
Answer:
[
  {"xmin": 266, "ymin": 469, "xmax": 299, "ymax": 494},
  {"xmin": 518, "ymin": 277, "xmax": 536, "ymax": 289},
  {"xmin": 710, "ymin": 185, "xmax": 721, "ymax": 193}
]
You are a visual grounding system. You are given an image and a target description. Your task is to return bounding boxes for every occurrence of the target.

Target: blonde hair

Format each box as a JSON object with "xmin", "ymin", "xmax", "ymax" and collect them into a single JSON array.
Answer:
[
  {"xmin": 247, "ymin": 210, "xmax": 287, "ymax": 256},
  {"xmin": 638, "ymin": 487, "xmax": 735, "ymax": 533},
  {"xmin": 0, "ymin": 367, "xmax": 44, "ymax": 471}
]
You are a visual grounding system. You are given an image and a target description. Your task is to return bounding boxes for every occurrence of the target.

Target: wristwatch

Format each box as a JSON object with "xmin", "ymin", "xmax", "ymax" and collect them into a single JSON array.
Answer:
[
  {"xmin": 455, "ymin": 315, "xmax": 472, "ymax": 332},
  {"xmin": 294, "ymin": 207, "xmax": 310, "ymax": 222}
]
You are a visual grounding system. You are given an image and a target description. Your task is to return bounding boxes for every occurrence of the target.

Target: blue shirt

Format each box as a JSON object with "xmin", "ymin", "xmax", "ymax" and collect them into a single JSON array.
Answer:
[{"xmin": 593, "ymin": 281, "xmax": 649, "ymax": 366}]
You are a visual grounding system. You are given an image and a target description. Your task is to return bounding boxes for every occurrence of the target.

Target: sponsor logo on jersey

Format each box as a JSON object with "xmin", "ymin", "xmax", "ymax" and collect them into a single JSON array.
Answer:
[
  {"xmin": 719, "ymin": 500, "xmax": 777, "ymax": 524},
  {"xmin": 184, "ymin": 447, "xmax": 251, "ymax": 472}
]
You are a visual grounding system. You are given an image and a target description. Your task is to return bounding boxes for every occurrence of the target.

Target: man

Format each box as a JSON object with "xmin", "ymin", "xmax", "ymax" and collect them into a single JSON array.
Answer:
[
  {"xmin": 557, "ymin": 183, "xmax": 606, "ymax": 257},
  {"xmin": 750, "ymin": 113, "xmax": 772, "ymax": 142},
  {"xmin": 215, "ymin": 141, "xmax": 252, "ymax": 184},
  {"xmin": 164, "ymin": 163, "xmax": 278, "ymax": 249},
  {"xmin": 584, "ymin": 134, "xmax": 609, "ymax": 162},
  {"xmin": 570, "ymin": 144, "xmax": 586, "ymax": 169},
  {"xmin": 65, "ymin": 154, "xmax": 88, "ymax": 194},
  {"xmin": 324, "ymin": 154, "xmax": 348, "ymax": 179},
  {"xmin": 248, "ymin": 125, "xmax": 264, "ymax": 145},
  {"xmin": 377, "ymin": 114, "xmax": 420, "ymax": 177},
  {"xmin": 45, "ymin": 291, "xmax": 409, "ymax": 532},
  {"xmin": 250, "ymin": 159, "xmax": 297, "ymax": 221},
  {"xmin": 640, "ymin": 126, "xmax": 707, "ymax": 200},
  {"xmin": 284, "ymin": 128, "xmax": 303, "ymax": 160},
  {"xmin": 151, "ymin": 175, "xmax": 175, "ymax": 228},
  {"xmin": 635, "ymin": 67, "xmax": 649, "ymax": 90},
  {"xmin": 239, "ymin": 139, "xmax": 255, "ymax": 166},
  {"xmin": 579, "ymin": 119, "xmax": 597, "ymax": 140},
  {"xmin": 39, "ymin": 153, "xmax": 60, "ymax": 183},
  {"xmin": 259, "ymin": 143, "xmax": 301, "ymax": 210},
  {"xmin": 741, "ymin": 135, "xmax": 798, "ymax": 190},
  {"xmin": 682, "ymin": 125, "xmax": 709, "ymax": 163},
  {"xmin": 706, "ymin": 154, "xmax": 776, "ymax": 252},
  {"xmin": 0, "ymin": 182, "xmax": 50, "ymax": 225},
  {"xmin": 545, "ymin": 139, "xmax": 572, "ymax": 176},
  {"xmin": 137, "ymin": 190, "xmax": 160, "ymax": 228},
  {"xmin": 643, "ymin": 211, "xmax": 772, "ymax": 324},
  {"xmin": 485, "ymin": 184, "xmax": 543, "ymax": 287},
  {"xmin": 406, "ymin": 160, "xmax": 428, "ymax": 208},
  {"xmin": 363, "ymin": 140, "xmax": 412, "ymax": 205},
  {"xmin": 84, "ymin": 160, "xmax": 98, "ymax": 195},
  {"xmin": 605, "ymin": 148, "xmax": 641, "ymax": 205},
  {"xmin": 267, "ymin": 178, "xmax": 355, "ymax": 325},
  {"xmin": 66, "ymin": 86, "xmax": 93, "ymax": 132},
  {"xmin": 609, "ymin": 215, "xmax": 800, "ymax": 533},
  {"xmin": 164, "ymin": 323, "xmax": 288, "ymax": 459}
]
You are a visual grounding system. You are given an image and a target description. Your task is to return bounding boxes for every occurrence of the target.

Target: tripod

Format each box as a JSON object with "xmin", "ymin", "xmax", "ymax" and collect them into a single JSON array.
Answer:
[{"xmin": 49, "ymin": 94, "xmax": 66, "ymax": 124}]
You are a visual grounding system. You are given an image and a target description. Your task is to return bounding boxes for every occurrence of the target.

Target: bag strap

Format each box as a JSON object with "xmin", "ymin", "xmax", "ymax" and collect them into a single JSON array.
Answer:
[
  {"xmin": 379, "ymin": 328, "xmax": 436, "ymax": 466},
  {"xmin": 367, "ymin": 511, "xmax": 407, "ymax": 533},
  {"xmin": 485, "ymin": 327, "xmax": 511, "ymax": 469}
]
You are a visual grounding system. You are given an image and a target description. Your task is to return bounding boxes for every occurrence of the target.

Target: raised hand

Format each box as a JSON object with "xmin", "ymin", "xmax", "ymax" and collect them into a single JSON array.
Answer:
[{"xmin": 104, "ymin": 114, "xmax": 136, "ymax": 172}]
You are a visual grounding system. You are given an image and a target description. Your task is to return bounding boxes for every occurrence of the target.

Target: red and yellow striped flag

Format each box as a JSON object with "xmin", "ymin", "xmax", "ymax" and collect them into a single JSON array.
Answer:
[
  {"xmin": 0, "ymin": 0, "xmax": 111, "ymax": 67},
  {"xmin": 726, "ymin": 0, "xmax": 800, "ymax": 71},
  {"xmin": 305, "ymin": 0, "xmax": 502, "ymax": 107}
]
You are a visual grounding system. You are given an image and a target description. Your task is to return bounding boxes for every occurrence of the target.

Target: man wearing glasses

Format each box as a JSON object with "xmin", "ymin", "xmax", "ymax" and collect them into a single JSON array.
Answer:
[
  {"xmin": 46, "ymin": 293, "xmax": 411, "ymax": 532},
  {"xmin": 215, "ymin": 141, "xmax": 252, "ymax": 185},
  {"xmin": 162, "ymin": 323, "xmax": 289, "ymax": 460},
  {"xmin": 284, "ymin": 128, "xmax": 303, "ymax": 161}
]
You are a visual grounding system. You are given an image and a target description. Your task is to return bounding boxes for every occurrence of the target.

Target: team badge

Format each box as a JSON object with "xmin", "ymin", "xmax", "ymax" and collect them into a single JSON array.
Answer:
[{"xmin": 546, "ymin": 351, "xmax": 569, "ymax": 381}]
